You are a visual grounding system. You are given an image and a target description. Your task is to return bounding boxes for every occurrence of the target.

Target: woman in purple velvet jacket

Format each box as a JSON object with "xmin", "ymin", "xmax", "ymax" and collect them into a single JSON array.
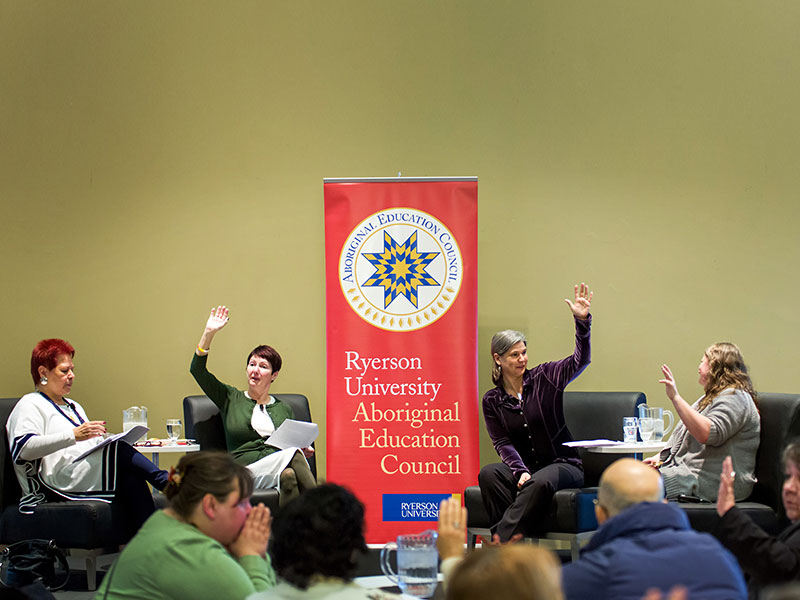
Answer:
[{"xmin": 478, "ymin": 283, "xmax": 593, "ymax": 542}]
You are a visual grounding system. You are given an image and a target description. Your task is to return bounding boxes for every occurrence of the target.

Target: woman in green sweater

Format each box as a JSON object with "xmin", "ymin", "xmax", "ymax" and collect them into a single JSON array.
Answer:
[
  {"xmin": 190, "ymin": 305, "xmax": 316, "ymax": 505},
  {"xmin": 95, "ymin": 451, "xmax": 275, "ymax": 600}
]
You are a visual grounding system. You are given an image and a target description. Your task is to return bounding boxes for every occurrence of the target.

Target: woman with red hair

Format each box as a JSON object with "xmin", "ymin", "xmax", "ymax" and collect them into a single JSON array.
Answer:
[{"xmin": 6, "ymin": 338, "xmax": 168, "ymax": 541}]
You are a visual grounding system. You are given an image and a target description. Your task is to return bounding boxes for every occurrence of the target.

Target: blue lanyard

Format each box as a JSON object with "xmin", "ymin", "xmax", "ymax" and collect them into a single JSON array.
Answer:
[{"xmin": 39, "ymin": 391, "xmax": 85, "ymax": 427}]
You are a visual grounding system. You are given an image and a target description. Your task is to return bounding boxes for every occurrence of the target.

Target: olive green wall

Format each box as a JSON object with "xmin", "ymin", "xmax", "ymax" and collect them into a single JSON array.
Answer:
[{"xmin": 3, "ymin": 1, "xmax": 799, "ymax": 478}]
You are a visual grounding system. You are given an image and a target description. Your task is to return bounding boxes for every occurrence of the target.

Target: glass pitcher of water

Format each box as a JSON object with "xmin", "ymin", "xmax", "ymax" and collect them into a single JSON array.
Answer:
[
  {"xmin": 380, "ymin": 530, "xmax": 438, "ymax": 597},
  {"xmin": 122, "ymin": 406, "xmax": 148, "ymax": 433},
  {"xmin": 638, "ymin": 405, "xmax": 674, "ymax": 441}
]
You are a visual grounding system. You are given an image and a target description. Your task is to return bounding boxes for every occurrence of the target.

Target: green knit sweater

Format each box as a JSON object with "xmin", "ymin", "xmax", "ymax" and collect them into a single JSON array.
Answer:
[
  {"xmin": 95, "ymin": 510, "xmax": 275, "ymax": 599},
  {"xmin": 190, "ymin": 353, "xmax": 293, "ymax": 465}
]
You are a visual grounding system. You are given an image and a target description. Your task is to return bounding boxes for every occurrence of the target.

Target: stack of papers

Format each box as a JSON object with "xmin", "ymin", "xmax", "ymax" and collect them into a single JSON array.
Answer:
[
  {"xmin": 563, "ymin": 439, "xmax": 626, "ymax": 448},
  {"xmin": 73, "ymin": 425, "xmax": 149, "ymax": 462},
  {"xmin": 266, "ymin": 419, "xmax": 319, "ymax": 449}
]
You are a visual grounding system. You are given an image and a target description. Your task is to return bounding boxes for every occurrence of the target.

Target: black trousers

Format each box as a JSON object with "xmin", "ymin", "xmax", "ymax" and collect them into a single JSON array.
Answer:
[
  {"xmin": 478, "ymin": 461, "xmax": 583, "ymax": 542},
  {"xmin": 44, "ymin": 442, "xmax": 169, "ymax": 543},
  {"xmin": 113, "ymin": 441, "xmax": 169, "ymax": 541}
]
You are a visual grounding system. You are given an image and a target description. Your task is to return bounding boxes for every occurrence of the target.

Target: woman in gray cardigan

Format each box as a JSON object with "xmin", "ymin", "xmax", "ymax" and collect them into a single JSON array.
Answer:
[{"xmin": 645, "ymin": 342, "xmax": 760, "ymax": 501}]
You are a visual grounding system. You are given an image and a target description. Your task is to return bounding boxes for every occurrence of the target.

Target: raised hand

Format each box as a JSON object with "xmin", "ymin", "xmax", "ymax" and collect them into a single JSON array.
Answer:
[
  {"xmin": 229, "ymin": 503, "xmax": 271, "ymax": 558},
  {"xmin": 716, "ymin": 455, "xmax": 736, "ymax": 517},
  {"xmin": 436, "ymin": 498, "xmax": 467, "ymax": 561},
  {"xmin": 565, "ymin": 282, "xmax": 593, "ymax": 320},
  {"xmin": 658, "ymin": 364, "xmax": 680, "ymax": 403},
  {"xmin": 205, "ymin": 305, "xmax": 230, "ymax": 333}
]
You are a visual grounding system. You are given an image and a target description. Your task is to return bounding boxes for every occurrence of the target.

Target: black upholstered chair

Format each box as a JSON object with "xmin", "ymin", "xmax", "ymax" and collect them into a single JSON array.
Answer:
[
  {"xmin": 465, "ymin": 391, "xmax": 647, "ymax": 560},
  {"xmin": 183, "ymin": 393, "xmax": 317, "ymax": 514},
  {"xmin": 0, "ymin": 397, "xmax": 125, "ymax": 590},
  {"xmin": 674, "ymin": 392, "xmax": 800, "ymax": 534}
]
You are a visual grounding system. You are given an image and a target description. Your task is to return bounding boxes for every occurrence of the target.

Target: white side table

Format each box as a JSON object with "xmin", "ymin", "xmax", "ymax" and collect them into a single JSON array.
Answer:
[
  {"xmin": 134, "ymin": 443, "xmax": 201, "ymax": 468},
  {"xmin": 565, "ymin": 440, "xmax": 668, "ymax": 460},
  {"xmin": 584, "ymin": 442, "xmax": 667, "ymax": 454}
]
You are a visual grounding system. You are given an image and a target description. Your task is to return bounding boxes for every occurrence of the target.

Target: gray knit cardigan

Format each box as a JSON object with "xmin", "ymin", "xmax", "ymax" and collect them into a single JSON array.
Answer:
[{"xmin": 658, "ymin": 388, "xmax": 760, "ymax": 501}]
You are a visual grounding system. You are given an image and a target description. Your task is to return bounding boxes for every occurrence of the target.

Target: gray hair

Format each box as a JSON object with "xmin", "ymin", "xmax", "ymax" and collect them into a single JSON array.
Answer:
[
  {"xmin": 784, "ymin": 441, "xmax": 800, "ymax": 470},
  {"xmin": 490, "ymin": 330, "xmax": 527, "ymax": 385}
]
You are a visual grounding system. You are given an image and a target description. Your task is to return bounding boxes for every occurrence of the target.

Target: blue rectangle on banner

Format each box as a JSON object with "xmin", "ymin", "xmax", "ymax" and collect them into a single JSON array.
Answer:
[{"xmin": 383, "ymin": 493, "xmax": 452, "ymax": 522}]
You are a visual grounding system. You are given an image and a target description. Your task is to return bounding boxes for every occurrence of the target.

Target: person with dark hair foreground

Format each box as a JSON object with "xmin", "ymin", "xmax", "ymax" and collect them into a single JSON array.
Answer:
[
  {"xmin": 247, "ymin": 484, "xmax": 395, "ymax": 600},
  {"xmin": 647, "ymin": 342, "xmax": 760, "ymax": 501},
  {"xmin": 190, "ymin": 305, "xmax": 316, "ymax": 505},
  {"xmin": 713, "ymin": 444, "xmax": 800, "ymax": 599},
  {"xmin": 6, "ymin": 338, "xmax": 168, "ymax": 541},
  {"xmin": 478, "ymin": 283, "xmax": 593, "ymax": 542},
  {"xmin": 95, "ymin": 451, "xmax": 275, "ymax": 599},
  {"xmin": 562, "ymin": 458, "xmax": 746, "ymax": 600}
]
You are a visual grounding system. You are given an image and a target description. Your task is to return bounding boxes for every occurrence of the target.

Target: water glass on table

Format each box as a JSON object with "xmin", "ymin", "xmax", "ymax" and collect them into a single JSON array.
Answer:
[
  {"xmin": 166, "ymin": 419, "xmax": 182, "ymax": 445},
  {"xmin": 638, "ymin": 417, "xmax": 655, "ymax": 442},
  {"xmin": 623, "ymin": 417, "xmax": 638, "ymax": 443}
]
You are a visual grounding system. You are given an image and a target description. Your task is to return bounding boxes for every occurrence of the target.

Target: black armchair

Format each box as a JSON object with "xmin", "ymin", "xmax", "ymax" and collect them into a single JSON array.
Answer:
[
  {"xmin": 0, "ymin": 397, "xmax": 125, "ymax": 590},
  {"xmin": 182, "ymin": 393, "xmax": 317, "ymax": 514},
  {"xmin": 675, "ymin": 392, "xmax": 800, "ymax": 534}
]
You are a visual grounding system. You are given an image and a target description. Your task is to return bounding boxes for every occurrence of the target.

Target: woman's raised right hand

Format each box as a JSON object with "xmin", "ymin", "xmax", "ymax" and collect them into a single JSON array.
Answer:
[
  {"xmin": 229, "ymin": 503, "xmax": 271, "ymax": 558},
  {"xmin": 205, "ymin": 305, "xmax": 230, "ymax": 333},
  {"xmin": 658, "ymin": 364, "xmax": 680, "ymax": 403}
]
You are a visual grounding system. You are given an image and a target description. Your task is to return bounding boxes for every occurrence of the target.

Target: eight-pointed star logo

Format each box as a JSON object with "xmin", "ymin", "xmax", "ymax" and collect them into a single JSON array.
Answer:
[{"xmin": 338, "ymin": 207, "xmax": 463, "ymax": 331}]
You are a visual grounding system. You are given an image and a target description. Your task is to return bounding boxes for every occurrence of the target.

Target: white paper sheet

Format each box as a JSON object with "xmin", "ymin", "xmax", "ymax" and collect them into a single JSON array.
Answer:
[
  {"xmin": 72, "ymin": 425, "xmax": 149, "ymax": 462},
  {"xmin": 266, "ymin": 419, "xmax": 319, "ymax": 450},
  {"xmin": 563, "ymin": 439, "xmax": 626, "ymax": 448}
]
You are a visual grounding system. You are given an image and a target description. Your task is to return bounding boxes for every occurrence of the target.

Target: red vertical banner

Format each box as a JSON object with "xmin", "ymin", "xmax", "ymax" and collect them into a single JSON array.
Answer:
[{"xmin": 324, "ymin": 178, "xmax": 479, "ymax": 544}]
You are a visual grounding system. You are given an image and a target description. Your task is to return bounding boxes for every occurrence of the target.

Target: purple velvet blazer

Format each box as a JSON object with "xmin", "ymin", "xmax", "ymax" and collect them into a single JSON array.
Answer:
[{"xmin": 482, "ymin": 316, "xmax": 591, "ymax": 478}]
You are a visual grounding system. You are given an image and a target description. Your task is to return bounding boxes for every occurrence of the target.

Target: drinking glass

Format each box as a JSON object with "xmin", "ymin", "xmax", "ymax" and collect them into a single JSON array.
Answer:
[
  {"xmin": 166, "ymin": 419, "xmax": 182, "ymax": 444},
  {"xmin": 638, "ymin": 417, "xmax": 655, "ymax": 442},
  {"xmin": 623, "ymin": 417, "xmax": 638, "ymax": 443}
]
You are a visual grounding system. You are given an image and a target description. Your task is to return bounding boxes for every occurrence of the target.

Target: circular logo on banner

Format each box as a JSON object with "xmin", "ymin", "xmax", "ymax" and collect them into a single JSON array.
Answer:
[{"xmin": 338, "ymin": 207, "xmax": 463, "ymax": 332}]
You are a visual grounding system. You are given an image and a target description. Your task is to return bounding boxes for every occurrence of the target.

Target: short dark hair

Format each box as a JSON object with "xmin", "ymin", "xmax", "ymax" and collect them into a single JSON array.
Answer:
[
  {"xmin": 31, "ymin": 338, "xmax": 75, "ymax": 385},
  {"xmin": 270, "ymin": 484, "xmax": 367, "ymax": 589},
  {"xmin": 246, "ymin": 345, "xmax": 282, "ymax": 374},
  {"xmin": 164, "ymin": 451, "xmax": 253, "ymax": 519}
]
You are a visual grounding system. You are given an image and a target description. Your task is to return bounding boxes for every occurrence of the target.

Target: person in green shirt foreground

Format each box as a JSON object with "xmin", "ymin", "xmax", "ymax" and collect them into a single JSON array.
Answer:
[{"xmin": 95, "ymin": 451, "xmax": 275, "ymax": 600}]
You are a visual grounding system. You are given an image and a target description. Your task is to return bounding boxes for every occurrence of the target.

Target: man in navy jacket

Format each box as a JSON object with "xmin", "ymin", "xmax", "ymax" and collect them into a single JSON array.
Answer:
[{"xmin": 562, "ymin": 458, "xmax": 746, "ymax": 600}]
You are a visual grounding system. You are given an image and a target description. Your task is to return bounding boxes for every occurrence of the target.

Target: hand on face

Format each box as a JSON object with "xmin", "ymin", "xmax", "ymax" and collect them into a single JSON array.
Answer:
[
  {"xmin": 564, "ymin": 282, "xmax": 593, "ymax": 319},
  {"xmin": 228, "ymin": 503, "xmax": 271, "ymax": 559}
]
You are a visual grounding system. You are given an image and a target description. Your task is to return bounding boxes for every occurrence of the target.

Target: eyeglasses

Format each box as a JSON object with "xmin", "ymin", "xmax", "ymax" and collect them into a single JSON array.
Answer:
[{"xmin": 135, "ymin": 440, "xmax": 165, "ymax": 447}]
